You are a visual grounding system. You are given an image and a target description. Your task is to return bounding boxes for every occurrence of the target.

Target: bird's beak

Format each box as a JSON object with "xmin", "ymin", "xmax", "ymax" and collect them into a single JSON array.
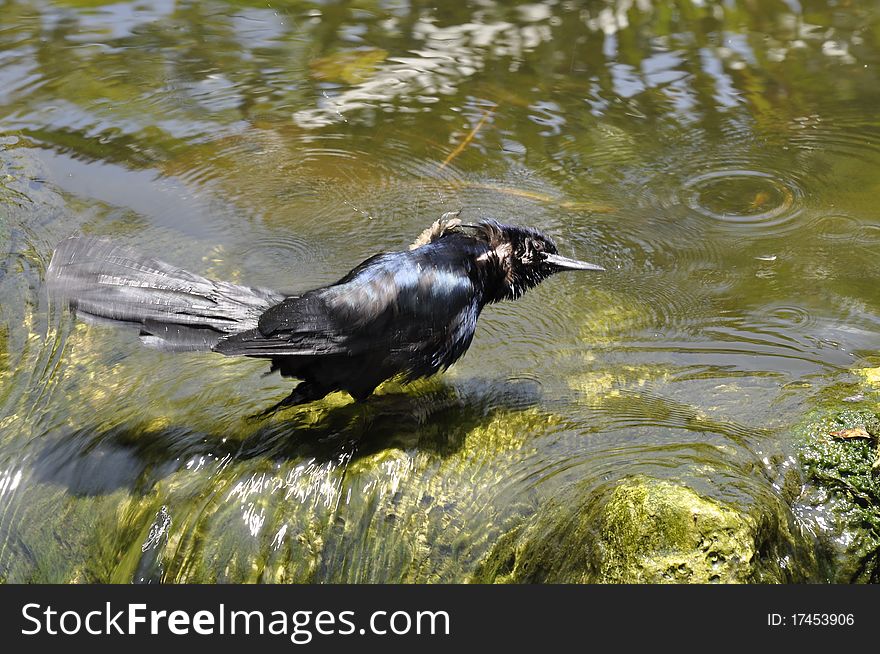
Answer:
[{"xmin": 543, "ymin": 253, "xmax": 605, "ymax": 272}]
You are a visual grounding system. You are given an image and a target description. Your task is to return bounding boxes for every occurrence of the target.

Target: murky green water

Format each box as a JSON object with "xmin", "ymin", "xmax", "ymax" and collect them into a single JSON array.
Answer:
[{"xmin": 1, "ymin": 0, "xmax": 879, "ymax": 582}]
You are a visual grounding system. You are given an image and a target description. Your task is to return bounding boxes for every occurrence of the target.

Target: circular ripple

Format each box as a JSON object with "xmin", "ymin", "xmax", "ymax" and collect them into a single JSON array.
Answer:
[
  {"xmin": 815, "ymin": 214, "xmax": 862, "ymax": 242},
  {"xmin": 766, "ymin": 305, "xmax": 816, "ymax": 330},
  {"xmin": 682, "ymin": 170, "xmax": 802, "ymax": 229},
  {"xmin": 858, "ymin": 224, "xmax": 880, "ymax": 244},
  {"xmin": 238, "ymin": 234, "xmax": 320, "ymax": 267}
]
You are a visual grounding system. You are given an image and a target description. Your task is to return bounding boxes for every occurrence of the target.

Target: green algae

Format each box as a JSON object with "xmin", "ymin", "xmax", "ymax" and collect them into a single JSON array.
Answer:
[
  {"xmin": 1, "ymin": 376, "xmax": 565, "ymax": 582},
  {"xmin": 474, "ymin": 475, "xmax": 817, "ymax": 584},
  {"xmin": 146, "ymin": 405, "xmax": 559, "ymax": 583},
  {"xmin": 797, "ymin": 405, "xmax": 880, "ymax": 583}
]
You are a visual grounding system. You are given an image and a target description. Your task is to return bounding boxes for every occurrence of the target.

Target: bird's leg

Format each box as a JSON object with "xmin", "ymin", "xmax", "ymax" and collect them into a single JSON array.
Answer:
[{"xmin": 251, "ymin": 381, "xmax": 331, "ymax": 420}]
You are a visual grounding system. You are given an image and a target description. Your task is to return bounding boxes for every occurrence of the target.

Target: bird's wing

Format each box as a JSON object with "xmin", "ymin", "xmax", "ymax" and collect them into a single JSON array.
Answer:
[
  {"xmin": 212, "ymin": 293, "xmax": 354, "ymax": 357},
  {"xmin": 213, "ymin": 253, "xmax": 478, "ymax": 366}
]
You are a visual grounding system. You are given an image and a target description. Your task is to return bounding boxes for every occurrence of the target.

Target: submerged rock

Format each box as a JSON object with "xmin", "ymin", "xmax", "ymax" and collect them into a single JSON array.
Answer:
[
  {"xmin": 6, "ymin": 378, "xmax": 557, "ymax": 583},
  {"xmin": 475, "ymin": 475, "xmax": 817, "ymax": 583}
]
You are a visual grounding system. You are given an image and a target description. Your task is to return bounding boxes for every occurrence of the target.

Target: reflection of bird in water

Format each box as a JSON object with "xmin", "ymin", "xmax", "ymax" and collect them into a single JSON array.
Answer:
[{"xmin": 48, "ymin": 217, "xmax": 603, "ymax": 415}]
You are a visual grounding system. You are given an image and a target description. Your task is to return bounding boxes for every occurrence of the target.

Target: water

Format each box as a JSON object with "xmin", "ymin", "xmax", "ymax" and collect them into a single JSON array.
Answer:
[{"xmin": 1, "ymin": 0, "xmax": 879, "ymax": 582}]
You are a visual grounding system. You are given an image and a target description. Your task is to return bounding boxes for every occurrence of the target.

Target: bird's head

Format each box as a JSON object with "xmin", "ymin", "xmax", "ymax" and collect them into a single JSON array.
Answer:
[{"xmin": 466, "ymin": 220, "xmax": 605, "ymax": 302}]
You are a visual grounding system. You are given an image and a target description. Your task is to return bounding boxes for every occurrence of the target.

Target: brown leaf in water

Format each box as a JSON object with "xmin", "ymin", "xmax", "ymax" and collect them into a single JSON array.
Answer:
[
  {"xmin": 829, "ymin": 425, "xmax": 871, "ymax": 439},
  {"xmin": 749, "ymin": 191, "xmax": 771, "ymax": 210}
]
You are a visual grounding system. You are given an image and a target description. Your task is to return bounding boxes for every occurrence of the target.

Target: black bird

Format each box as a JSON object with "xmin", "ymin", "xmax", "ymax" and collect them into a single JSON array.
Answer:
[{"xmin": 47, "ymin": 218, "xmax": 604, "ymax": 414}]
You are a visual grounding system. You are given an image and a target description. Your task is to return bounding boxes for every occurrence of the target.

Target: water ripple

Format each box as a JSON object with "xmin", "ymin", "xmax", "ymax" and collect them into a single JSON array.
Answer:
[
  {"xmin": 787, "ymin": 113, "xmax": 880, "ymax": 163},
  {"xmin": 237, "ymin": 234, "xmax": 322, "ymax": 273},
  {"xmin": 682, "ymin": 169, "xmax": 803, "ymax": 231},
  {"xmin": 813, "ymin": 214, "xmax": 863, "ymax": 243}
]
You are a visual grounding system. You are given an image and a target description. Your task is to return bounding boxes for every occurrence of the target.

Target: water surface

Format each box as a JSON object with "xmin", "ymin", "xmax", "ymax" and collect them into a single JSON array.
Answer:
[{"xmin": 1, "ymin": 0, "xmax": 879, "ymax": 582}]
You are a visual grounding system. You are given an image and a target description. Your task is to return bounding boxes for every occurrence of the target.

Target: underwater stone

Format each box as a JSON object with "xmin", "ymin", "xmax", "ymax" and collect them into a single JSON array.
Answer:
[{"xmin": 475, "ymin": 475, "xmax": 817, "ymax": 583}]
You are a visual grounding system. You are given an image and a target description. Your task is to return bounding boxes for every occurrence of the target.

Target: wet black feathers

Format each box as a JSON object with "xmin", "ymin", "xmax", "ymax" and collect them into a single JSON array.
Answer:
[
  {"xmin": 46, "ymin": 236, "xmax": 284, "ymax": 351},
  {"xmin": 214, "ymin": 233, "xmax": 486, "ymax": 396}
]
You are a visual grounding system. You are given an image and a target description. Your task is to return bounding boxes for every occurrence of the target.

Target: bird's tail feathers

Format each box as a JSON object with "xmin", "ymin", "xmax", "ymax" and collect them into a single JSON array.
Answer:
[{"xmin": 47, "ymin": 236, "xmax": 284, "ymax": 351}]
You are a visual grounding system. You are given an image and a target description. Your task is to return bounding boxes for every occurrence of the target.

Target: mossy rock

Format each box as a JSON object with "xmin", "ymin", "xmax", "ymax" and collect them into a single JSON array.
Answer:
[
  {"xmin": 475, "ymin": 475, "xmax": 817, "ymax": 583},
  {"xmin": 796, "ymin": 407, "xmax": 880, "ymax": 582},
  {"xmin": 36, "ymin": 399, "xmax": 559, "ymax": 583}
]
